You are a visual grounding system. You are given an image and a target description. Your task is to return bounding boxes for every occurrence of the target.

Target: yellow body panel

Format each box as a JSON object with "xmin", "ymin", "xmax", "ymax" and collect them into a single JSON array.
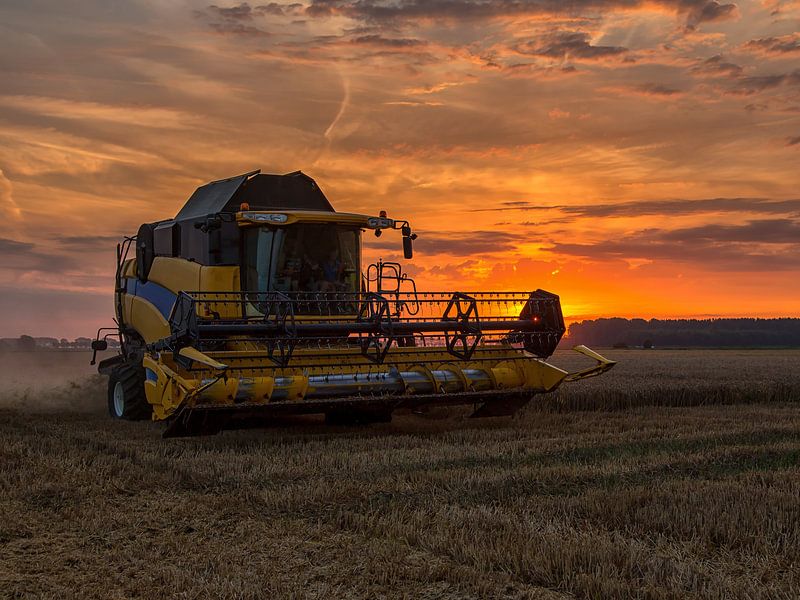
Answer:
[
  {"xmin": 198, "ymin": 264, "xmax": 241, "ymax": 319},
  {"xmin": 201, "ymin": 264, "xmax": 240, "ymax": 292},
  {"xmin": 144, "ymin": 355, "xmax": 180, "ymax": 421},
  {"xmin": 514, "ymin": 358, "xmax": 568, "ymax": 392},
  {"xmin": 197, "ymin": 377, "xmax": 238, "ymax": 405},
  {"xmin": 120, "ymin": 257, "xmax": 242, "ymax": 330},
  {"xmin": 121, "ymin": 258, "xmax": 136, "ymax": 278},
  {"xmin": 121, "ymin": 292, "xmax": 170, "ymax": 342},
  {"xmin": 129, "ymin": 295, "xmax": 170, "ymax": 343},
  {"xmin": 147, "ymin": 257, "xmax": 241, "ymax": 295},
  {"xmin": 236, "ymin": 377, "xmax": 275, "ymax": 404},
  {"xmin": 177, "ymin": 347, "xmax": 229, "ymax": 370},
  {"xmin": 147, "ymin": 257, "xmax": 200, "ymax": 295}
]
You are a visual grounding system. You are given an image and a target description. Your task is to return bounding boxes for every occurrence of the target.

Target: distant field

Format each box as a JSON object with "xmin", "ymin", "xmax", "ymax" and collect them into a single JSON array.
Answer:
[
  {"xmin": 548, "ymin": 347, "xmax": 800, "ymax": 411},
  {"xmin": 1, "ymin": 350, "xmax": 798, "ymax": 599}
]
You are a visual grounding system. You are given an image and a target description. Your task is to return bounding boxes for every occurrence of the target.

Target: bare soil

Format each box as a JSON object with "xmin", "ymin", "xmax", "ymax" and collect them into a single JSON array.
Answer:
[{"xmin": 1, "ymin": 350, "xmax": 798, "ymax": 599}]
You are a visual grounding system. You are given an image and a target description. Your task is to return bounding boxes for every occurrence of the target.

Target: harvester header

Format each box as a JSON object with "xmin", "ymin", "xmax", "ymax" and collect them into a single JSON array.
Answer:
[{"xmin": 92, "ymin": 169, "xmax": 615, "ymax": 436}]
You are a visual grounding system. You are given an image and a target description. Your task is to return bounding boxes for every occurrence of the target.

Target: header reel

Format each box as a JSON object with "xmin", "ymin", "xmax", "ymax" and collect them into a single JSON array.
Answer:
[{"xmin": 156, "ymin": 289, "xmax": 566, "ymax": 371}]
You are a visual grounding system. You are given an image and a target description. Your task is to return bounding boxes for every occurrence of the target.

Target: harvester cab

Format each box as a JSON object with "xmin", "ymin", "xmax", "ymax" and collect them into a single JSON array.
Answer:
[{"xmin": 94, "ymin": 169, "xmax": 615, "ymax": 436}]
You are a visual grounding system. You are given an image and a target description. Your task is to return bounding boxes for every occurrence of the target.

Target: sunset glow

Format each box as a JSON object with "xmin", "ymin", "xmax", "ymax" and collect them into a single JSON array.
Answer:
[{"xmin": 1, "ymin": 0, "xmax": 799, "ymax": 337}]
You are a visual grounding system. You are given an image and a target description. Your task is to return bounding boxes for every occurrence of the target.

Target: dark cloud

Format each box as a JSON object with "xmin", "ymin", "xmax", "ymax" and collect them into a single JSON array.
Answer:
[
  {"xmin": 730, "ymin": 74, "xmax": 788, "ymax": 95},
  {"xmin": 257, "ymin": 2, "xmax": 304, "ymax": 15},
  {"xmin": 0, "ymin": 237, "xmax": 76, "ymax": 272},
  {"xmin": 744, "ymin": 34, "xmax": 800, "ymax": 55},
  {"xmin": 305, "ymin": 0, "xmax": 340, "ymax": 17},
  {"xmin": 659, "ymin": 219, "xmax": 800, "ymax": 243},
  {"xmin": 635, "ymin": 83, "xmax": 683, "ymax": 96},
  {"xmin": 208, "ymin": 2, "xmax": 257, "ymax": 20},
  {"xmin": 504, "ymin": 63, "xmax": 580, "ymax": 78},
  {"xmin": 474, "ymin": 197, "xmax": 800, "ymax": 217},
  {"xmin": 201, "ymin": 2, "xmax": 303, "ymax": 34},
  {"xmin": 425, "ymin": 259, "xmax": 479, "ymax": 279},
  {"xmin": 515, "ymin": 31, "xmax": 627, "ymax": 61},
  {"xmin": 599, "ymin": 82, "xmax": 685, "ymax": 97},
  {"xmin": 684, "ymin": 0, "xmax": 738, "ymax": 27},
  {"xmin": 416, "ymin": 231, "xmax": 525, "ymax": 255},
  {"xmin": 56, "ymin": 235, "xmax": 126, "ymax": 249},
  {"xmin": 488, "ymin": 201, "xmax": 558, "ymax": 211},
  {"xmin": 308, "ymin": 0, "xmax": 542, "ymax": 20},
  {"xmin": 371, "ymin": 230, "xmax": 524, "ymax": 256},
  {"xmin": 209, "ymin": 22, "xmax": 270, "ymax": 36},
  {"xmin": 303, "ymin": 0, "xmax": 739, "ymax": 29},
  {"xmin": 587, "ymin": 198, "xmax": 800, "ymax": 217},
  {"xmin": 518, "ymin": 219, "xmax": 573, "ymax": 226},
  {"xmin": 0, "ymin": 238, "xmax": 35, "ymax": 254},
  {"xmin": 350, "ymin": 35, "xmax": 427, "ymax": 48},
  {"xmin": 727, "ymin": 69, "xmax": 800, "ymax": 95},
  {"xmin": 545, "ymin": 219, "xmax": 800, "ymax": 270},
  {"xmin": 548, "ymin": 241, "xmax": 800, "ymax": 271},
  {"xmin": 788, "ymin": 136, "xmax": 800, "ymax": 146},
  {"xmin": 744, "ymin": 102, "xmax": 769, "ymax": 112},
  {"xmin": 206, "ymin": 2, "xmax": 301, "ymax": 19},
  {"xmin": 691, "ymin": 54, "xmax": 743, "ymax": 78}
]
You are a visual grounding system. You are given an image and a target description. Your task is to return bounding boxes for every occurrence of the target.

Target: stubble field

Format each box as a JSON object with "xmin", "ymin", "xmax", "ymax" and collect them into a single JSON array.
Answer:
[{"xmin": 1, "ymin": 349, "xmax": 799, "ymax": 599}]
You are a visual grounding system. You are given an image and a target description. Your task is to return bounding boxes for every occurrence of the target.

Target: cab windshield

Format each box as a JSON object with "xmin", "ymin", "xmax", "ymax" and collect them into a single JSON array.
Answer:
[{"xmin": 244, "ymin": 223, "xmax": 360, "ymax": 295}]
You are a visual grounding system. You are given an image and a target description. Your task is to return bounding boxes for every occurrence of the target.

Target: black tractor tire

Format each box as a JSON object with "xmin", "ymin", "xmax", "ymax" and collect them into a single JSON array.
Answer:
[
  {"xmin": 108, "ymin": 362, "xmax": 152, "ymax": 421},
  {"xmin": 325, "ymin": 407, "xmax": 393, "ymax": 426}
]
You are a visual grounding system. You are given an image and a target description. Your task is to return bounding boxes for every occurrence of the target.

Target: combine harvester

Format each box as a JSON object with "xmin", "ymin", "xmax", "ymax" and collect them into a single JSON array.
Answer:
[{"xmin": 92, "ymin": 170, "xmax": 615, "ymax": 437}]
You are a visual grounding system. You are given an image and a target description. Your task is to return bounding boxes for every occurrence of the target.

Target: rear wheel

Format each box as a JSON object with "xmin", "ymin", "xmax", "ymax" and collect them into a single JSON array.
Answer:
[{"xmin": 108, "ymin": 362, "xmax": 152, "ymax": 420}]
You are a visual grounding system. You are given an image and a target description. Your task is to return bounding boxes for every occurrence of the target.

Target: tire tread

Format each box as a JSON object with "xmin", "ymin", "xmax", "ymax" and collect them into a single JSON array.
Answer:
[{"xmin": 108, "ymin": 361, "xmax": 151, "ymax": 421}]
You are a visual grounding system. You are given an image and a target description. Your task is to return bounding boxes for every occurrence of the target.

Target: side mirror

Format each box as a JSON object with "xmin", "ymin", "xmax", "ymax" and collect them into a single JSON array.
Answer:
[
  {"xmin": 90, "ymin": 338, "xmax": 108, "ymax": 366},
  {"xmin": 402, "ymin": 236, "xmax": 413, "ymax": 259}
]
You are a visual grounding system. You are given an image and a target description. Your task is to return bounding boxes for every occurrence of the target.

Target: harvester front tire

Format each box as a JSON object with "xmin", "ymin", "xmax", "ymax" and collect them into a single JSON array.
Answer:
[{"xmin": 108, "ymin": 363, "xmax": 152, "ymax": 421}]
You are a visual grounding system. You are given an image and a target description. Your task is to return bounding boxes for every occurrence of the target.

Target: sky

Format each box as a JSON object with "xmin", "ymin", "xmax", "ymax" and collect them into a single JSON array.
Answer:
[{"xmin": 0, "ymin": 0, "xmax": 799, "ymax": 338}]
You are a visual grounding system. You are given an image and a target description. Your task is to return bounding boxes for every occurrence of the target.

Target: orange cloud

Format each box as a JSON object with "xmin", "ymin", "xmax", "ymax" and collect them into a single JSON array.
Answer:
[
  {"xmin": 0, "ymin": 169, "xmax": 21, "ymax": 221},
  {"xmin": 0, "ymin": 0, "xmax": 798, "ymax": 338}
]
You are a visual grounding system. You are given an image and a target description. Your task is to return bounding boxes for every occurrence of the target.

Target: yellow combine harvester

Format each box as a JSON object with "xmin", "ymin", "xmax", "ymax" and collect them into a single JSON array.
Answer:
[{"xmin": 91, "ymin": 170, "xmax": 615, "ymax": 436}]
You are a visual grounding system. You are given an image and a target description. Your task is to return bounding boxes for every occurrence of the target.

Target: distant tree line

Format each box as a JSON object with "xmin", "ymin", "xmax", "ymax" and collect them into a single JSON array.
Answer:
[{"xmin": 567, "ymin": 318, "xmax": 800, "ymax": 348}]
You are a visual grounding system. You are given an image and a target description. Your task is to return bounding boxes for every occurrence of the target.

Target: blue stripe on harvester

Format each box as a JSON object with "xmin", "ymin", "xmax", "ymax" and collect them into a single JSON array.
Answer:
[{"xmin": 123, "ymin": 277, "xmax": 177, "ymax": 320}]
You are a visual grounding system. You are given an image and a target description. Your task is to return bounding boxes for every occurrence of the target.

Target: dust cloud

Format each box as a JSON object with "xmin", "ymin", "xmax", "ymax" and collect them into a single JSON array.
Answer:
[{"xmin": 0, "ymin": 350, "xmax": 107, "ymax": 413}]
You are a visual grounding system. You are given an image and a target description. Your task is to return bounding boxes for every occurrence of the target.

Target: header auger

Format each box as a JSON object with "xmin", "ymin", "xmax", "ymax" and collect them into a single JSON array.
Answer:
[{"xmin": 92, "ymin": 170, "xmax": 615, "ymax": 436}]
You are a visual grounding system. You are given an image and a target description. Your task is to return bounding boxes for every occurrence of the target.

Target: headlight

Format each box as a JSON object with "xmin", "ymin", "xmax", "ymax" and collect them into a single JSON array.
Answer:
[
  {"xmin": 242, "ymin": 212, "xmax": 289, "ymax": 223},
  {"xmin": 367, "ymin": 216, "xmax": 393, "ymax": 228}
]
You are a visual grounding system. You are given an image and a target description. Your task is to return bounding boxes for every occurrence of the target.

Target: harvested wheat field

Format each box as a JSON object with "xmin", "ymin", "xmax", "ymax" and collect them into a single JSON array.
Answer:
[{"xmin": 1, "ymin": 349, "xmax": 799, "ymax": 599}]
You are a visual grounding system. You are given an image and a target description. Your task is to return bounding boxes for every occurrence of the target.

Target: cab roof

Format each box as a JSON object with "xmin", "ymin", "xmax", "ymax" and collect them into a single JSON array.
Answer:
[{"xmin": 174, "ymin": 170, "xmax": 335, "ymax": 222}]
